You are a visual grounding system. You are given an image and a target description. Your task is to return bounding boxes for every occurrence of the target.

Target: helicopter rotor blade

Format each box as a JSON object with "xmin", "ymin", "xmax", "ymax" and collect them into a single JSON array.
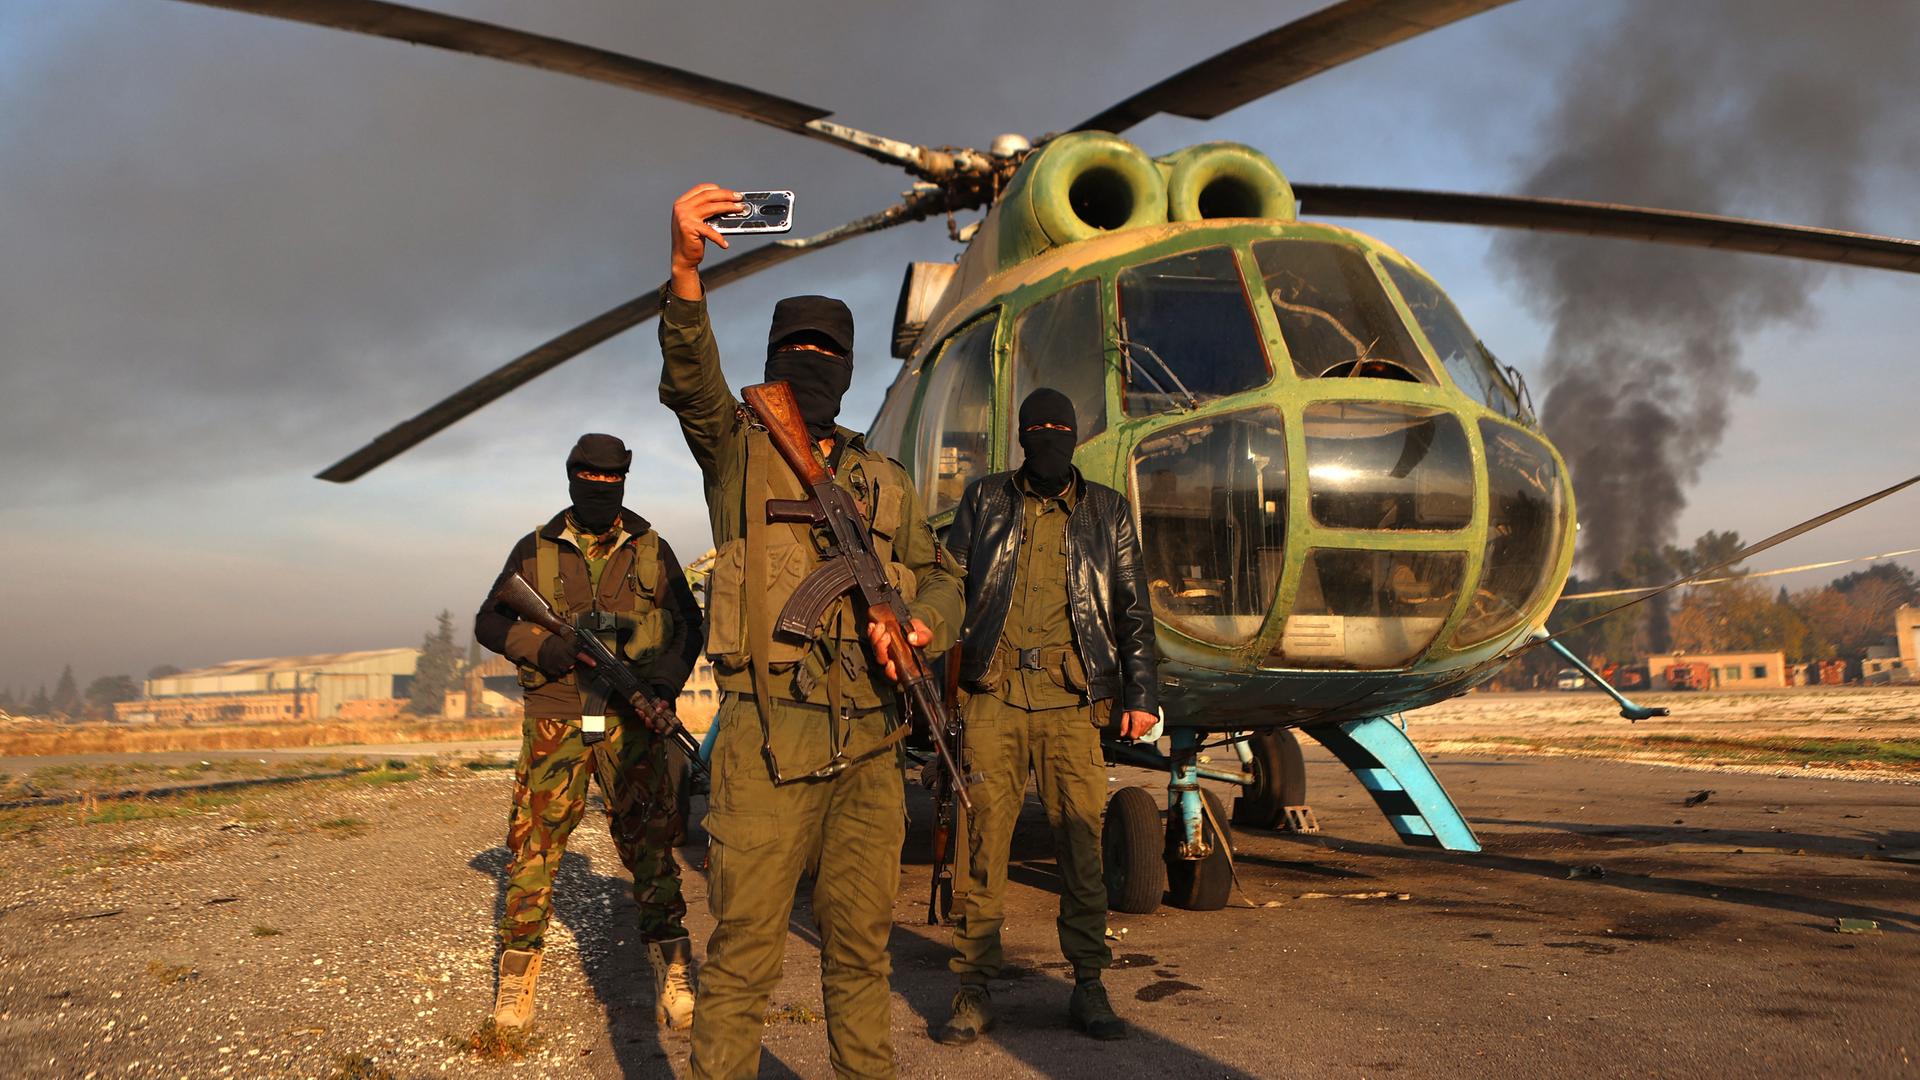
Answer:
[
  {"xmin": 315, "ymin": 194, "xmax": 941, "ymax": 483},
  {"xmin": 1293, "ymin": 184, "xmax": 1920, "ymax": 273},
  {"xmin": 170, "ymin": 0, "xmax": 954, "ymax": 177},
  {"xmin": 1074, "ymin": 0, "xmax": 1514, "ymax": 134}
]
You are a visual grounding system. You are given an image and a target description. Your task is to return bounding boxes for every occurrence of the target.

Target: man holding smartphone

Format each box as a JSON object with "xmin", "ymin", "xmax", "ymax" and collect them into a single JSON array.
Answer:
[
  {"xmin": 657, "ymin": 183, "xmax": 963, "ymax": 1079},
  {"xmin": 937, "ymin": 389, "xmax": 1160, "ymax": 1044}
]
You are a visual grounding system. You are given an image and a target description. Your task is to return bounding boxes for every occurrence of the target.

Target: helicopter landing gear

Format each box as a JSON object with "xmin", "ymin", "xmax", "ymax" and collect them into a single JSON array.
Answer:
[
  {"xmin": 1164, "ymin": 788, "xmax": 1233, "ymax": 910},
  {"xmin": 1229, "ymin": 729, "xmax": 1308, "ymax": 830}
]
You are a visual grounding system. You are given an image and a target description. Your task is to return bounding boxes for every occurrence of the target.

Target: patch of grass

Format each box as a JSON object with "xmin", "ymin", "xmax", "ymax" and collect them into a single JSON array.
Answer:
[
  {"xmin": 765, "ymin": 1002, "xmax": 824, "ymax": 1025},
  {"xmin": 452, "ymin": 1020, "xmax": 544, "ymax": 1060},
  {"xmin": 85, "ymin": 800, "xmax": 185, "ymax": 825},
  {"xmin": 351, "ymin": 761, "xmax": 421, "ymax": 786},
  {"xmin": 323, "ymin": 1053, "xmax": 397, "ymax": 1080},
  {"xmin": 146, "ymin": 959, "xmax": 197, "ymax": 984},
  {"xmin": 463, "ymin": 758, "xmax": 513, "ymax": 771},
  {"xmin": 0, "ymin": 805, "xmax": 56, "ymax": 839},
  {"xmin": 250, "ymin": 925, "xmax": 282, "ymax": 938},
  {"xmin": 316, "ymin": 817, "xmax": 370, "ymax": 836},
  {"xmin": 1642, "ymin": 734, "xmax": 1920, "ymax": 767}
]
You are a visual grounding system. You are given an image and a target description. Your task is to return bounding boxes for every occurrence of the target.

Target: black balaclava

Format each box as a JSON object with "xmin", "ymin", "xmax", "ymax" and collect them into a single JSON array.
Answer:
[
  {"xmin": 1017, "ymin": 388, "xmax": 1077, "ymax": 494},
  {"xmin": 566, "ymin": 433, "xmax": 631, "ymax": 533},
  {"xmin": 764, "ymin": 295, "xmax": 855, "ymax": 439}
]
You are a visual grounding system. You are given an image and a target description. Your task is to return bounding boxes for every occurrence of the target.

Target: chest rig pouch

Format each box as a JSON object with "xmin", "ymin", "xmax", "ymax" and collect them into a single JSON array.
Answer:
[{"xmin": 514, "ymin": 525, "xmax": 668, "ymax": 693}]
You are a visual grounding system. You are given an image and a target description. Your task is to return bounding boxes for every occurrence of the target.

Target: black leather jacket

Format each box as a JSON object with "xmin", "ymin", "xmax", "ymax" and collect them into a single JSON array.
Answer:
[{"xmin": 946, "ymin": 470, "xmax": 1159, "ymax": 713}]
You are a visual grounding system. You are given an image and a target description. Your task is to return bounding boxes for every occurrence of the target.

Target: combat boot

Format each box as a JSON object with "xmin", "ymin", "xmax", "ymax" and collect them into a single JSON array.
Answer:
[
  {"xmin": 492, "ymin": 948, "xmax": 542, "ymax": 1029},
  {"xmin": 937, "ymin": 983, "xmax": 994, "ymax": 1045},
  {"xmin": 648, "ymin": 935, "xmax": 697, "ymax": 1029},
  {"xmin": 1069, "ymin": 977, "xmax": 1127, "ymax": 1040}
]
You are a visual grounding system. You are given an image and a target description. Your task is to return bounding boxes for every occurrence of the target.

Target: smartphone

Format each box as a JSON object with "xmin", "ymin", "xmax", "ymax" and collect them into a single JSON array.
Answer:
[{"xmin": 709, "ymin": 190, "xmax": 794, "ymax": 235}]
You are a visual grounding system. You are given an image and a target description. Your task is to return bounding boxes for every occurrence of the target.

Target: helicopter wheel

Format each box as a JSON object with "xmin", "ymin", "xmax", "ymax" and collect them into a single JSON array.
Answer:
[
  {"xmin": 1231, "ymin": 729, "xmax": 1307, "ymax": 830},
  {"xmin": 1103, "ymin": 786, "xmax": 1165, "ymax": 914},
  {"xmin": 1165, "ymin": 789, "xmax": 1233, "ymax": 911}
]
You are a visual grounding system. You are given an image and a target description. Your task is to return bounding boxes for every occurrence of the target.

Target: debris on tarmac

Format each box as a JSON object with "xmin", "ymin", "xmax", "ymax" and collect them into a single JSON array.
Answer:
[
  {"xmin": 1684, "ymin": 790, "xmax": 1715, "ymax": 807},
  {"xmin": 1567, "ymin": 864, "xmax": 1607, "ymax": 880},
  {"xmin": 1834, "ymin": 918, "xmax": 1881, "ymax": 935},
  {"xmin": 1297, "ymin": 891, "xmax": 1411, "ymax": 901}
]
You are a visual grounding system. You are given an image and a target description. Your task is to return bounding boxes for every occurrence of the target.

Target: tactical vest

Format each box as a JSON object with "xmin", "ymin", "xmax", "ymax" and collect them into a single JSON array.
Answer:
[
  {"xmin": 515, "ymin": 523, "xmax": 670, "ymax": 700},
  {"xmin": 703, "ymin": 428, "xmax": 918, "ymax": 707}
]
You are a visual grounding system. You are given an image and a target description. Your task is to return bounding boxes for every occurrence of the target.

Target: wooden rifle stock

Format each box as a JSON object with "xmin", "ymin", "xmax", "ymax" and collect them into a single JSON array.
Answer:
[{"xmin": 742, "ymin": 381, "xmax": 831, "ymax": 487}]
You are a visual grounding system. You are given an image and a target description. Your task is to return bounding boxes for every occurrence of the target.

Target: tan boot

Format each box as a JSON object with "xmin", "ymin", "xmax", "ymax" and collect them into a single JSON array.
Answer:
[
  {"xmin": 492, "ymin": 948, "xmax": 542, "ymax": 1029},
  {"xmin": 648, "ymin": 936, "xmax": 697, "ymax": 1029}
]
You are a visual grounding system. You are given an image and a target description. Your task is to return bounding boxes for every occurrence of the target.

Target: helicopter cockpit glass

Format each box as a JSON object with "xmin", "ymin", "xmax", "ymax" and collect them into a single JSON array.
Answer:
[
  {"xmin": 1117, "ymin": 247, "xmax": 1270, "ymax": 416},
  {"xmin": 1454, "ymin": 421, "xmax": 1567, "ymax": 645},
  {"xmin": 1382, "ymin": 260, "xmax": 1526, "ymax": 421},
  {"xmin": 1274, "ymin": 550, "xmax": 1467, "ymax": 669},
  {"xmin": 1304, "ymin": 402, "xmax": 1473, "ymax": 531},
  {"xmin": 916, "ymin": 314, "xmax": 996, "ymax": 515},
  {"xmin": 1130, "ymin": 408, "xmax": 1289, "ymax": 645},
  {"xmin": 1010, "ymin": 280, "xmax": 1108, "ymax": 466},
  {"xmin": 1253, "ymin": 240, "xmax": 1435, "ymax": 384}
]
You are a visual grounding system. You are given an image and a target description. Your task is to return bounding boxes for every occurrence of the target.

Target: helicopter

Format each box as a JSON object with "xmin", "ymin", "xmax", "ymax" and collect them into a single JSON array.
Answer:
[{"xmin": 170, "ymin": 0, "xmax": 1920, "ymax": 914}]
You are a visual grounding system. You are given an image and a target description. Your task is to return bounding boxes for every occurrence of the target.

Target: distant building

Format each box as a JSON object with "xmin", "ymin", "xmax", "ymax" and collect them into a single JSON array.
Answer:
[
  {"xmin": 115, "ymin": 648, "xmax": 419, "ymax": 725},
  {"xmin": 1644, "ymin": 651, "xmax": 1786, "ymax": 690}
]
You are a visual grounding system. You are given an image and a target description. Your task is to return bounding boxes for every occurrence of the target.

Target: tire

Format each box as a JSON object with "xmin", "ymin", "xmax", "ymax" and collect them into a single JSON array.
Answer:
[
  {"xmin": 1231, "ymin": 730, "xmax": 1307, "ymax": 830},
  {"xmin": 1165, "ymin": 789, "xmax": 1233, "ymax": 911},
  {"xmin": 1103, "ymin": 786, "xmax": 1165, "ymax": 915}
]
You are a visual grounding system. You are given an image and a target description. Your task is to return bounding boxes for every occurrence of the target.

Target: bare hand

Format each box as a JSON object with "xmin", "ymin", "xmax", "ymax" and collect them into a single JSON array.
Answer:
[
  {"xmin": 867, "ymin": 617, "xmax": 933, "ymax": 683},
  {"xmin": 669, "ymin": 183, "xmax": 743, "ymax": 298},
  {"xmin": 1119, "ymin": 709, "xmax": 1158, "ymax": 741}
]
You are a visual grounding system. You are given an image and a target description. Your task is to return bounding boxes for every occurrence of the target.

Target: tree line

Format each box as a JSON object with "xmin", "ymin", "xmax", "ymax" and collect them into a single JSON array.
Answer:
[{"xmin": 1517, "ymin": 531, "xmax": 1919, "ymax": 685}]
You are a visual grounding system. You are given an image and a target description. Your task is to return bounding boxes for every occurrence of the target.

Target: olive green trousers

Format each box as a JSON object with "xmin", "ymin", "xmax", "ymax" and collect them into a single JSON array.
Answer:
[
  {"xmin": 950, "ymin": 692, "xmax": 1112, "ymax": 983},
  {"xmin": 691, "ymin": 693, "xmax": 906, "ymax": 1080}
]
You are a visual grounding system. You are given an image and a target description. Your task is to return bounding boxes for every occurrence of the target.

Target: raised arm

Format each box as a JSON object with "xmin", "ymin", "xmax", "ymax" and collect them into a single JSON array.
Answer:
[{"xmin": 657, "ymin": 184, "xmax": 748, "ymax": 480}]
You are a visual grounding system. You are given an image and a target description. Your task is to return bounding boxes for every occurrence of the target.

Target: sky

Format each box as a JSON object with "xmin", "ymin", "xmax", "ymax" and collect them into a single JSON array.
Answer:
[{"xmin": 1, "ymin": 0, "xmax": 1916, "ymax": 695}]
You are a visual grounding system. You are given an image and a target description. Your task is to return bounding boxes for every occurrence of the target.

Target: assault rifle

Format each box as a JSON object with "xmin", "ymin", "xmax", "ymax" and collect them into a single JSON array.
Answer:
[
  {"xmin": 740, "ymin": 380, "xmax": 970, "ymax": 816},
  {"xmin": 492, "ymin": 573, "xmax": 708, "ymax": 780}
]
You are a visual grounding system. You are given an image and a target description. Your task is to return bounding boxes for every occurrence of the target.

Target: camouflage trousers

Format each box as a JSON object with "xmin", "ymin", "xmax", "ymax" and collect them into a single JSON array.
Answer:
[{"xmin": 498, "ymin": 714, "xmax": 687, "ymax": 950}]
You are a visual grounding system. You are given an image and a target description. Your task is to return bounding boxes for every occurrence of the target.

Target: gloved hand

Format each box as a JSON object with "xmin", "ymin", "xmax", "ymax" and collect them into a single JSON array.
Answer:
[{"xmin": 536, "ymin": 634, "xmax": 579, "ymax": 678}]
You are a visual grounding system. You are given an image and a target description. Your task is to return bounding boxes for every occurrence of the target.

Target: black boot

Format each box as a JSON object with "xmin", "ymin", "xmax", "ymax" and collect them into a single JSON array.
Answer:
[{"xmin": 1069, "ymin": 978, "xmax": 1127, "ymax": 1040}]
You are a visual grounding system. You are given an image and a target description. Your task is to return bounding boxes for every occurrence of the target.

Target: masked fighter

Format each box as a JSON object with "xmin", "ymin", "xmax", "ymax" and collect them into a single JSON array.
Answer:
[
  {"xmin": 473, "ymin": 433, "xmax": 705, "ymax": 1030},
  {"xmin": 937, "ymin": 388, "xmax": 1160, "ymax": 1044}
]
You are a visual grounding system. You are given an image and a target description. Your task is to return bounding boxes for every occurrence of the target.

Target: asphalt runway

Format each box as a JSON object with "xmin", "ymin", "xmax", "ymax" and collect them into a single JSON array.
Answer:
[{"xmin": 864, "ymin": 747, "xmax": 1919, "ymax": 1079}]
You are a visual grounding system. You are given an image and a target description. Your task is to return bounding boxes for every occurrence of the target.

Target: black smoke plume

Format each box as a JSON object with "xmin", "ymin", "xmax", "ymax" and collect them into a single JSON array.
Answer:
[{"xmin": 1496, "ymin": 0, "xmax": 1919, "ymax": 578}]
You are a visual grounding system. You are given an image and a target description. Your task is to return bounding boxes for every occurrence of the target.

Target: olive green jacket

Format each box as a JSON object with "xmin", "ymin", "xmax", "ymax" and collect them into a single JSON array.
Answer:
[{"xmin": 657, "ymin": 287, "xmax": 962, "ymax": 709}]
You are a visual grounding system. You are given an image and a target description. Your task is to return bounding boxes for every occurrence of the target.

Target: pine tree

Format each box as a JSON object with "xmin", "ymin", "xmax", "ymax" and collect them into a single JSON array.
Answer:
[
  {"xmin": 29, "ymin": 685, "xmax": 51, "ymax": 717},
  {"xmin": 51, "ymin": 665, "xmax": 81, "ymax": 719},
  {"xmin": 0, "ymin": 686, "xmax": 15, "ymax": 713},
  {"xmin": 408, "ymin": 610, "xmax": 459, "ymax": 716}
]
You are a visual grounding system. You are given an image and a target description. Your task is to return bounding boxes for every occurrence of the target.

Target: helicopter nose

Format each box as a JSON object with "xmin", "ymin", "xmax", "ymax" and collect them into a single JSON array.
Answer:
[{"xmin": 1130, "ymin": 400, "xmax": 1568, "ymax": 671}]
